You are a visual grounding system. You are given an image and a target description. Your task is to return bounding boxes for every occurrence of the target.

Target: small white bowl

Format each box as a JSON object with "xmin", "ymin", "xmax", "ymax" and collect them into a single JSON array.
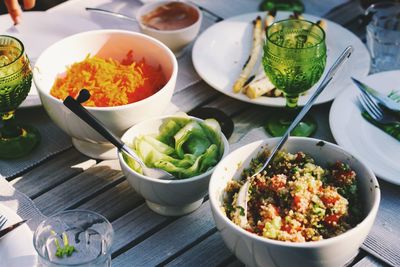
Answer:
[
  {"xmin": 209, "ymin": 137, "xmax": 380, "ymax": 267},
  {"xmin": 136, "ymin": 1, "xmax": 202, "ymax": 57},
  {"xmin": 118, "ymin": 115, "xmax": 229, "ymax": 216},
  {"xmin": 34, "ymin": 30, "xmax": 177, "ymax": 159}
]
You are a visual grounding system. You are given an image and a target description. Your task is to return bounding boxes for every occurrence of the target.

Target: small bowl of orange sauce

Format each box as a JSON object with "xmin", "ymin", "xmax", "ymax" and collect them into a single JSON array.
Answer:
[{"xmin": 136, "ymin": 1, "xmax": 202, "ymax": 57}]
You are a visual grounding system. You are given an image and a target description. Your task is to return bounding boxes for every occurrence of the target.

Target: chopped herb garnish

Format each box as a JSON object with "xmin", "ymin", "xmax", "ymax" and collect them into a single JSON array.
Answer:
[
  {"xmin": 238, "ymin": 206, "xmax": 245, "ymax": 216},
  {"xmin": 225, "ymin": 202, "xmax": 234, "ymax": 214},
  {"xmin": 52, "ymin": 231, "xmax": 77, "ymax": 258}
]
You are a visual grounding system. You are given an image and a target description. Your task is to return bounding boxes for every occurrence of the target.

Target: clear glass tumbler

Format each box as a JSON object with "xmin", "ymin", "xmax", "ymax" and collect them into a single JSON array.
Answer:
[
  {"xmin": 33, "ymin": 210, "xmax": 113, "ymax": 267},
  {"xmin": 366, "ymin": 2, "xmax": 400, "ymax": 73}
]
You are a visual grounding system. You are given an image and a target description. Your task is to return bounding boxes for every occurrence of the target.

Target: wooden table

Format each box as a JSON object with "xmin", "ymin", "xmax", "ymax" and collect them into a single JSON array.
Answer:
[{"xmin": 2, "ymin": 1, "xmax": 398, "ymax": 266}]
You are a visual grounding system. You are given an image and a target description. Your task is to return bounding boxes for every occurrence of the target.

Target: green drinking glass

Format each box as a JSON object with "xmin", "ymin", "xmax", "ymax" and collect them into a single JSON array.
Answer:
[
  {"xmin": 262, "ymin": 19, "xmax": 326, "ymax": 137},
  {"xmin": 0, "ymin": 35, "xmax": 40, "ymax": 158}
]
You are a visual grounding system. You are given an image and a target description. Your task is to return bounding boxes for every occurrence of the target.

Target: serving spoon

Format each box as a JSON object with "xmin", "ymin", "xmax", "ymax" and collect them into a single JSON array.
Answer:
[
  {"xmin": 85, "ymin": 7, "xmax": 138, "ymax": 23},
  {"xmin": 63, "ymin": 89, "xmax": 174, "ymax": 180},
  {"xmin": 235, "ymin": 46, "xmax": 354, "ymax": 228}
]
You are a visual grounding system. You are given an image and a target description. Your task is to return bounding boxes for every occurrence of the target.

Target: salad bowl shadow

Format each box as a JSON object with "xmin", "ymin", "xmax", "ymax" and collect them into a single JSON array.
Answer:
[
  {"xmin": 209, "ymin": 137, "xmax": 380, "ymax": 267},
  {"xmin": 33, "ymin": 30, "xmax": 177, "ymax": 160},
  {"xmin": 118, "ymin": 115, "xmax": 229, "ymax": 216}
]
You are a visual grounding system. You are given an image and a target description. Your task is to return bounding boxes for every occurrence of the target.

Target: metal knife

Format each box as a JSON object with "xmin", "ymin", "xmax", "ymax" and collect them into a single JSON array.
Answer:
[
  {"xmin": 0, "ymin": 220, "xmax": 27, "ymax": 239},
  {"xmin": 351, "ymin": 77, "xmax": 400, "ymax": 112}
]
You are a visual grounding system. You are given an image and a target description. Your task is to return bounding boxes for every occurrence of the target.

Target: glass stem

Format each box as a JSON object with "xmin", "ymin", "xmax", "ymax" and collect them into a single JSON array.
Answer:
[
  {"xmin": 285, "ymin": 94, "xmax": 299, "ymax": 118},
  {"xmin": 0, "ymin": 110, "xmax": 22, "ymax": 138},
  {"xmin": 286, "ymin": 95, "xmax": 299, "ymax": 109}
]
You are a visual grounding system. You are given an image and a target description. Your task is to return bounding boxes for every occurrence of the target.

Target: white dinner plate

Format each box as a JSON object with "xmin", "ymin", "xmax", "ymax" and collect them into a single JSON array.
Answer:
[
  {"xmin": 0, "ymin": 204, "xmax": 37, "ymax": 267},
  {"xmin": 330, "ymin": 70, "xmax": 400, "ymax": 185},
  {"xmin": 0, "ymin": 11, "xmax": 101, "ymax": 108},
  {"xmin": 192, "ymin": 11, "xmax": 370, "ymax": 107}
]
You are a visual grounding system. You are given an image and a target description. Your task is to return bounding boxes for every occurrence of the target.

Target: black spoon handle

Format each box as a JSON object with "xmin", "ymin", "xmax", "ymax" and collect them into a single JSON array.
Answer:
[{"xmin": 63, "ymin": 91, "xmax": 124, "ymax": 150}]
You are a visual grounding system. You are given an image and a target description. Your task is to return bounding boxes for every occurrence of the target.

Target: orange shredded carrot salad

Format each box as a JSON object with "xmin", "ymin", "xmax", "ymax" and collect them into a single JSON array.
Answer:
[{"xmin": 50, "ymin": 50, "xmax": 166, "ymax": 107}]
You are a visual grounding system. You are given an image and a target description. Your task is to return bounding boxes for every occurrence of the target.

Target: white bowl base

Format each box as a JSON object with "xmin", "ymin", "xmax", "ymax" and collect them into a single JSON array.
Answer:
[
  {"xmin": 146, "ymin": 198, "xmax": 203, "ymax": 216},
  {"xmin": 72, "ymin": 138, "xmax": 117, "ymax": 160}
]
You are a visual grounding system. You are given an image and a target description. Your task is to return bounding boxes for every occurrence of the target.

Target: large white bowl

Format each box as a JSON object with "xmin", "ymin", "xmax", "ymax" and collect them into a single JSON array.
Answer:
[
  {"xmin": 209, "ymin": 137, "xmax": 380, "ymax": 267},
  {"xmin": 136, "ymin": 1, "xmax": 202, "ymax": 57},
  {"xmin": 118, "ymin": 115, "xmax": 229, "ymax": 216},
  {"xmin": 33, "ymin": 30, "xmax": 177, "ymax": 159}
]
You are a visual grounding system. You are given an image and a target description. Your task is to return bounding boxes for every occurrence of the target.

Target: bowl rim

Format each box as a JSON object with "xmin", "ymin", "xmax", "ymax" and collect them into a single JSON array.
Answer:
[
  {"xmin": 117, "ymin": 114, "xmax": 230, "ymax": 184},
  {"xmin": 209, "ymin": 136, "xmax": 381, "ymax": 248},
  {"xmin": 135, "ymin": 0, "xmax": 203, "ymax": 34},
  {"xmin": 33, "ymin": 29, "xmax": 178, "ymax": 111}
]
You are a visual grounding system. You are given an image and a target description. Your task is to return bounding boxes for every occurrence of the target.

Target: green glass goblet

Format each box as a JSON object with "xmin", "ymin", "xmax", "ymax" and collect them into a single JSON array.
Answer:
[
  {"xmin": 0, "ymin": 35, "xmax": 40, "ymax": 159},
  {"xmin": 262, "ymin": 19, "xmax": 327, "ymax": 137}
]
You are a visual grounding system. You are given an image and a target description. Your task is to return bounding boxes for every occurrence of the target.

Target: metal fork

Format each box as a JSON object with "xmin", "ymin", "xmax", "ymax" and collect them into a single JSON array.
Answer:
[
  {"xmin": 358, "ymin": 90, "xmax": 400, "ymax": 124},
  {"xmin": 0, "ymin": 215, "xmax": 7, "ymax": 229}
]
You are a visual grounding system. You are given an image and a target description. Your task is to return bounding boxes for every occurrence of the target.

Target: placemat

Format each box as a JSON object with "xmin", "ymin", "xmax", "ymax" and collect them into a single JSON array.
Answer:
[
  {"xmin": 0, "ymin": 108, "xmax": 72, "ymax": 180},
  {"xmin": 0, "ymin": 178, "xmax": 46, "ymax": 231}
]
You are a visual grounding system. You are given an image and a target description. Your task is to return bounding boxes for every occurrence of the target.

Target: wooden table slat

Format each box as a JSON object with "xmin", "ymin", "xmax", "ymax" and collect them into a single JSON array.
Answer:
[
  {"xmin": 352, "ymin": 255, "xmax": 387, "ymax": 267},
  {"xmin": 203, "ymin": 93, "xmax": 250, "ymax": 117},
  {"xmin": 361, "ymin": 182, "xmax": 400, "ymax": 267},
  {"xmin": 111, "ymin": 203, "xmax": 170, "ymax": 256},
  {"xmin": 77, "ymin": 180, "xmax": 144, "ymax": 222},
  {"xmin": 226, "ymin": 260, "xmax": 246, "ymax": 267},
  {"xmin": 165, "ymin": 232, "xmax": 233, "ymax": 267},
  {"xmin": 343, "ymin": 16, "xmax": 366, "ymax": 41},
  {"xmin": 33, "ymin": 160, "xmax": 124, "ymax": 216},
  {"xmin": 324, "ymin": 1, "xmax": 363, "ymax": 25},
  {"xmin": 229, "ymin": 105, "xmax": 271, "ymax": 143},
  {"xmin": 10, "ymin": 148, "xmax": 96, "ymax": 199},
  {"xmin": 172, "ymin": 81, "xmax": 220, "ymax": 112},
  {"xmin": 113, "ymin": 201, "xmax": 216, "ymax": 266}
]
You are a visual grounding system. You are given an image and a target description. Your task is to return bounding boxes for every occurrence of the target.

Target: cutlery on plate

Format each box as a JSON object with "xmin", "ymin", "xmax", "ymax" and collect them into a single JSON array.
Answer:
[
  {"xmin": 0, "ymin": 220, "xmax": 27, "ymax": 239},
  {"xmin": 358, "ymin": 90, "xmax": 400, "ymax": 125},
  {"xmin": 358, "ymin": 89, "xmax": 400, "ymax": 141},
  {"xmin": 63, "ymin": 89, "xmax": 175, "ymax": 180},
  {"xmin": 351, "ymin": 77, "xmax": 400, "ymax": 112},
  {"xmin": 235, "ymin": 46, "xmax": 354, "ymax": 228}
]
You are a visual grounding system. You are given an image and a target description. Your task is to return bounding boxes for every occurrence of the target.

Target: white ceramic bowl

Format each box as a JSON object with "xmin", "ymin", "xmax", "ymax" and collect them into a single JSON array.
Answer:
[
  {"xmin": 118, "ymin": 115, "xmax": 229, "ymax": 216},
  {"xmin": 209, "ymin": 137, "xmax": 380, "ymax": 267},
  {"xmin": 33, "ymin": 30, "xmax": 177, "ymax": 159},
  {"xmin": 136, "ymin": 0, "xmax": 202, "ymax": 57}
]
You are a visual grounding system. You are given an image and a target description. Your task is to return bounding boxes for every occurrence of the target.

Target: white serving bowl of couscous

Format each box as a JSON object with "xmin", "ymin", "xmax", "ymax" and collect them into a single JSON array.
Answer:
[{"xmin": 209, "ymin": 137, "xmax": 380, "ymax": 267}]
